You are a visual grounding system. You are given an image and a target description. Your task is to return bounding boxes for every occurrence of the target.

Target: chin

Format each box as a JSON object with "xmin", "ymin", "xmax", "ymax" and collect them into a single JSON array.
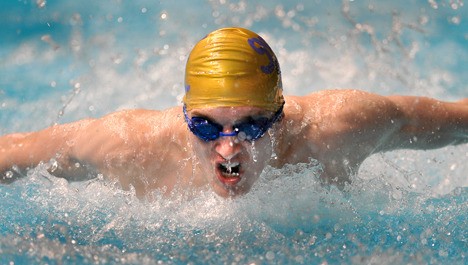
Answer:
[
  {"xmin": 210, "ymin": 175, "xmax": 254, "ymax": 198},
  {"xmin": 211, "ymin": 167, "xmax": 258, "ymax": 198}
]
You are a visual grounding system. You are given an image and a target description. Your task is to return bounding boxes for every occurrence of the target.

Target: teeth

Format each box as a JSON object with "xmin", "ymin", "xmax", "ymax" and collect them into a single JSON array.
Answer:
[
  {"xmin": 221, "ymin": 162, "xmax": 239, "ymax": 168},
  {"xmin": 220, "ymin": 162, "xmax": 240, "ymax": 176}
]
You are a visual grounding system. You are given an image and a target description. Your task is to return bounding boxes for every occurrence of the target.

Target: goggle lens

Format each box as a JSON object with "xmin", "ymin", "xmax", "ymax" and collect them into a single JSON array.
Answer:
[{"xmin": 183, "ymin": 105, "xmax": 283, "ymax": 142}]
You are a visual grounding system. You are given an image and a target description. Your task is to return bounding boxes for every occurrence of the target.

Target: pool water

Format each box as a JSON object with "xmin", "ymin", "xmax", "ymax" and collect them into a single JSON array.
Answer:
[{"xmin": 0, "ymin": 0, "xmax": 467, "ymax": 264}]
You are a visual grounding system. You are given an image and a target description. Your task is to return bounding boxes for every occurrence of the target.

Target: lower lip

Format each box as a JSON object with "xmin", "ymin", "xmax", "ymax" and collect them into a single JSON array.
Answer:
[{"xmin": 215, "ymin": 168, "xmax": 242, "ymax": 186}]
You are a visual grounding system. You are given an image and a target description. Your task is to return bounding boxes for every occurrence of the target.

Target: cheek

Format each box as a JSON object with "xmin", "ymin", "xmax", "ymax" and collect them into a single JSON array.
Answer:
[
  {"xmin": 192, "ymin": 139, "xmax": 213, "ymax": 162},
  {"xmin": 243, "ymin": 137, "xmax": 273, "ymax": 167}
]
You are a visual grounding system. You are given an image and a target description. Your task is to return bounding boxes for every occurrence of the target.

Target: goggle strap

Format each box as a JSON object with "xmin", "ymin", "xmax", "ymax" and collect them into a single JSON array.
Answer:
[{"xmin": 219, "ymin": 131, "xmax": 237, "ymax": 137}]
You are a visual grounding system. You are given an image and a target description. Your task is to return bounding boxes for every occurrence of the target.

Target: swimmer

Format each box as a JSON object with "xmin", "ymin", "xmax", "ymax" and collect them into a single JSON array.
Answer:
[{"xmin": 1, "ymin": 27, "xmax": 467, "ymax": 198}]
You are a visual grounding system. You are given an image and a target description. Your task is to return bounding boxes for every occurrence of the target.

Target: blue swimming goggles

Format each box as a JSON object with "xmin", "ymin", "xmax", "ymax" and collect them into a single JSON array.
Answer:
[{"xmin": 183, "ymin": 104, "xmax": 284, "ymax": 142}]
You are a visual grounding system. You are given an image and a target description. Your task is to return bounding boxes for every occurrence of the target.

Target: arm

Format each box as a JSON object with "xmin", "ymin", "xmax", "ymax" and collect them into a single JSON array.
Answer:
[
  {"xmin": 0, "ymin": 110, "xmax": 152, "ymax": 183},
  {"xmin": 1, "ymin": 107, "xmax": 188, "ymax": 195},
  {"xmin": 290, "ymin": 90, "xmax": 467, "ymax": 184},
  {"xmin": 0, "ymin": 119, "xmax": 96, "ymax": 183},
  {"xmin": 380, "ymin": 95, "xmax": 468, "ymax": 151}
]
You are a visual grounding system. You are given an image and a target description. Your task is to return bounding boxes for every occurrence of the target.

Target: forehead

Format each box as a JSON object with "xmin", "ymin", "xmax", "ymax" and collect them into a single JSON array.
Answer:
[{"xmin": 190, "ymin": 106, "xmax": 272, "ymax": 123}]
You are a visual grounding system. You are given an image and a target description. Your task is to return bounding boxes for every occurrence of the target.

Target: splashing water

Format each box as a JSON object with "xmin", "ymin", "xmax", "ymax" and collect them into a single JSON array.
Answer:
[
  {"xmin": 1, "ymin": 160, "xmax": 466, "ymax": 264},
  {"xmin": 0, "ymin": 0, "xmax": 467, "ymax": 264}
]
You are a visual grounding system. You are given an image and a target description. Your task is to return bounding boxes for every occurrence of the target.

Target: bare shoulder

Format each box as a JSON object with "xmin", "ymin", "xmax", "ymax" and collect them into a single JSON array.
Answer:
[
  {"xmin": 71, "ymin": 107, "xmax": 189, "ymax": 166},
  {"xmin": 279, "ymin": 89, "xmax": 402, "ymax": 163},
  {"xmin": 83, "ymin": 107, "xmax": 188, "ymax": 146},
  {"xmin": 99, "ymin": 107, "xmax": 183, "ymax": 127},
  {"xmin": 69, "ymin": 107, "xmax": 191, "ymax": 191},
  {"xmin": 289, "ymin": 89, "xmax": 396, "ymax": 110},
  {"xmin": 286, "ymin": 89, "xmax": 401, "ymax": 124}
]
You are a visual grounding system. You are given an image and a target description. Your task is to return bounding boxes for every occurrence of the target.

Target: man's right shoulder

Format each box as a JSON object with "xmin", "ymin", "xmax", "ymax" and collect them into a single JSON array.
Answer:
[
  {"xmin": 83, "ymin": 106, "xmax": 188, "ymax": 151},
  {"xmin": 101, "ymin": 107, "xmax": 184, "ymax": 127}
]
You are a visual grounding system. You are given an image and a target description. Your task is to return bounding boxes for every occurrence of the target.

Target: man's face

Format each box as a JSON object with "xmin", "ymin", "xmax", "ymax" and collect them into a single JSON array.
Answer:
[{"xmin": 187, "ymin": 106, "xmax": 277, "ymax": 197}]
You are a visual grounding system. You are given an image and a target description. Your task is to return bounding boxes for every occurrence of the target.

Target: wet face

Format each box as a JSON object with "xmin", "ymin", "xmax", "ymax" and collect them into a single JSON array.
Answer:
[{"xmin": 187, "ymin": 106, "xmax": 278, "ymax": 198}]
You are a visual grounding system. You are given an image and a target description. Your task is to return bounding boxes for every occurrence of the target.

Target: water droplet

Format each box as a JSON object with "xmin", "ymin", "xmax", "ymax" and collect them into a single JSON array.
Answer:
[
  {"xmin": 250, "ymin": 142, "xmax": 258, "ymax": 162},
  {"xmin": 237, "ymin": 131, "xmax": 247, "ymax": 141},
  {"xmin": 450, "ymin": 163, "xmax": 457, "ymax": 170},
  {"xmin": 36, "ymin": 0, "xmax": 46, "ymax": 8},
  {"xmin": 49, "ymin": 159, "xmax": 58, "ymax": 172},
  {"xmin": 112, "ymin": 54, "xmax": 123, "ymax": 64},
  {"xmin": 265, "ymin": 251, "xmax": 275, "ymax": 260},
  {"xmin": 5, "ymin": 171, "xmax": 13, "ymax": 179},
  {"xmin": 295, "ymin": 255, "xmax": 304, "ymax": 263},
  {"xmin": 309, "ymin": 236, "xmax": 317, "ymax": 245},
  {"xmin": 438, "ymin": 249, "xmax": 448, "ymax": 257},
  {"xmin": 392, "ymin": 189, "xmax": 403, "ymax": 200},
  {"xmin": 450, "ymin": 16, "xmax": 460, "ymax": 25}
]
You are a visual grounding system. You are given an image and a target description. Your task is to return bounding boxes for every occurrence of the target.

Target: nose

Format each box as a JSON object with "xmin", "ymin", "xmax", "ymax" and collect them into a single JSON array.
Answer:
[{"xmin": 214, "ymin": 135, "xmax": 241, "ymax": 160}]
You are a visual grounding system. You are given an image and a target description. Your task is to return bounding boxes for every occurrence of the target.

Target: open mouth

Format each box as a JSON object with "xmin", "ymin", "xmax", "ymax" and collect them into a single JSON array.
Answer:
[{"xmin": 216, "ymin": 161, "xmax": 242, "ymax": 185}]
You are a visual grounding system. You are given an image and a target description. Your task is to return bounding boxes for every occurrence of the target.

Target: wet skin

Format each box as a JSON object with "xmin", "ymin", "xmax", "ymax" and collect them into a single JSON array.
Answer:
[
  {"xmin": 1, "ymin": 90, "xmax": 467, "ymax": 199},
  {"xmin": 187, "ymin": 106, "xmax": 278, "ymax": 198}
]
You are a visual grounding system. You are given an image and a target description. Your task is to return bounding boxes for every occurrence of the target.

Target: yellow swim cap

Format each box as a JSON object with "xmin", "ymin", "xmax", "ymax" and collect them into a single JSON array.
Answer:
[{"xmin": 183, "ymin": 27, "xmax": 284, "ymax": 112}]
